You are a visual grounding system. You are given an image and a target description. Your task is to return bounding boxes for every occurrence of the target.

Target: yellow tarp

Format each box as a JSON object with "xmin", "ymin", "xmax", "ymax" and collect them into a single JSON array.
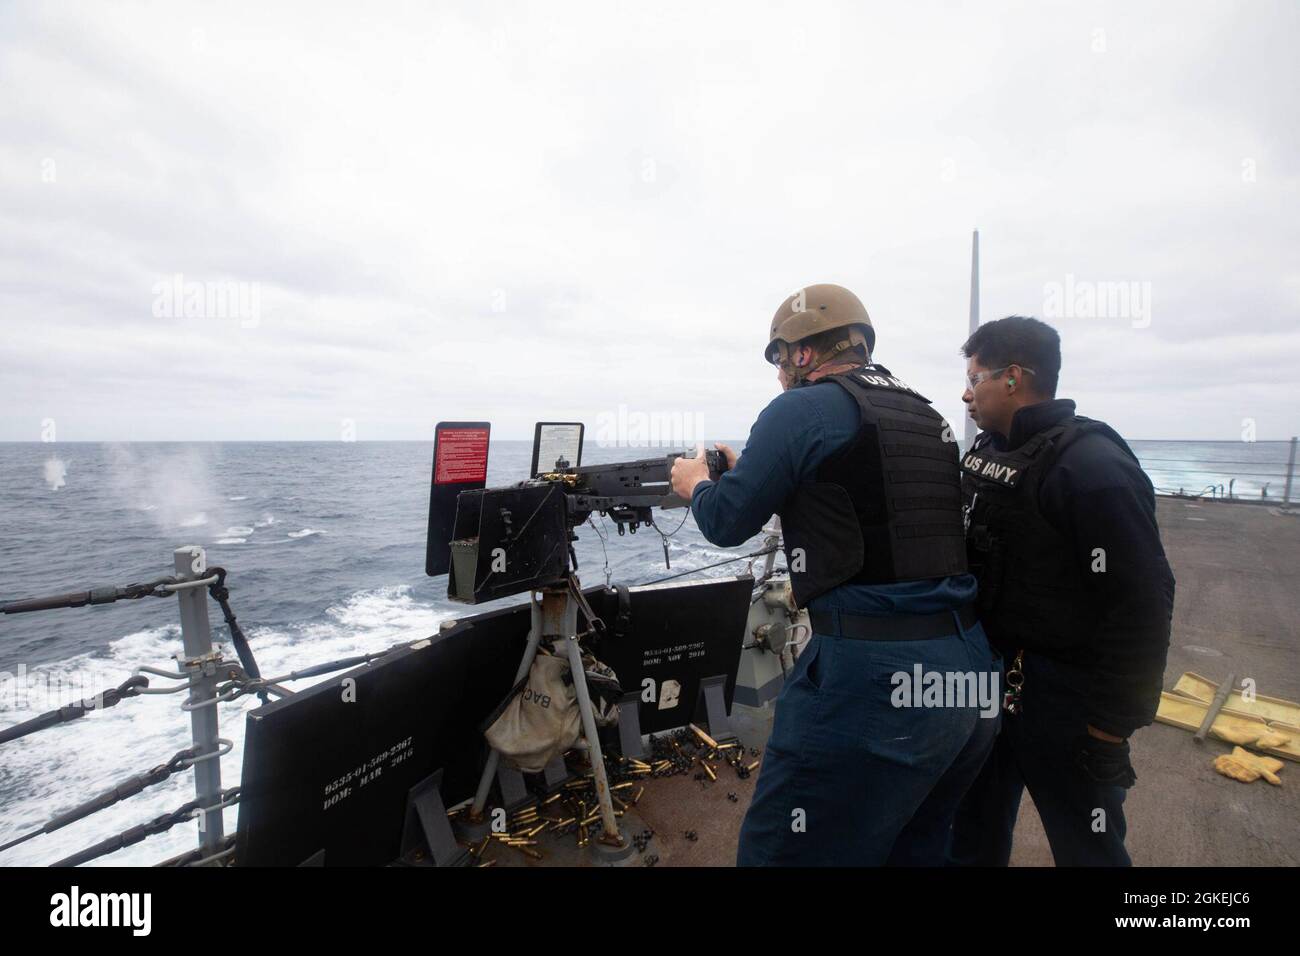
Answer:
[
  {"xmin": 1172, "ymin": 672, "xmax": 1300, "ymax": 727},
  {"xmin": 1154, "ymin": 692, "xmax": 1300, "ymax": 763}
]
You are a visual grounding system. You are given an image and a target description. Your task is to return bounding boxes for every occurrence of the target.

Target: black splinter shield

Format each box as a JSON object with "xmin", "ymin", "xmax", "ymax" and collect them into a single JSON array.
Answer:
[
  {"xmin": 530, "ymin": 422, "xmax": 584, "ymax": 477},
  {"xmin": 425, "ymin": 422, "xmax": 490, "ymax": 576}
]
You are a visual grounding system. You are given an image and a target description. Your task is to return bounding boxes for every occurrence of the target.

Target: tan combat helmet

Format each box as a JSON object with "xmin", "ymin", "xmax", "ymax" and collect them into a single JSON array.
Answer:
[{"xmin": 765, "ymin": 284, "xmax": 875, "ymax": 380}]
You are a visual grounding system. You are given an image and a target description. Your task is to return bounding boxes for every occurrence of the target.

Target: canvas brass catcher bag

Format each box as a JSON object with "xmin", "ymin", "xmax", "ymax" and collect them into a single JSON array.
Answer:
[{"xmin": 481, "ymin": 643, "xmax": 622, "ymax": 773}]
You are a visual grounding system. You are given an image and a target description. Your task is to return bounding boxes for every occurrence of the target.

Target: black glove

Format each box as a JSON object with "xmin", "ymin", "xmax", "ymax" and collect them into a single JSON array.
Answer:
[{"xmin": 1075, "ymin": 734, "xmax": 1137, "ymax": 789}]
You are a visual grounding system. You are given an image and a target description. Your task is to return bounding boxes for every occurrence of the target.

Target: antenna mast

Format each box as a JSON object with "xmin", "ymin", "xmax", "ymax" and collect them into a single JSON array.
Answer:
[{"xmin": 964, "ymin": 229, "xmax": 980, "ymax": 450}]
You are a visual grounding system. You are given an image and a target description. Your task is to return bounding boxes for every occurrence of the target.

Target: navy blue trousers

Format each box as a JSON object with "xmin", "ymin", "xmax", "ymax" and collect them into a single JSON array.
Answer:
[
  {"xmin": 737, "ymin": 612, "xmax": 1000, "ymax": 867},
  {"xmin": 946, "ymin": 651, "xmax": 1132, "ymax": 867}
]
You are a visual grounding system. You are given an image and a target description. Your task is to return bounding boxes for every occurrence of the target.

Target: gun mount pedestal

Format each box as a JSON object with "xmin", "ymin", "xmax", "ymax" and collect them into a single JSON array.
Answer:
[
  {"xmin": 431, "ymin": 423, "xmax": 732, "ymax": 861},
  {"xmin": 465, "ymin": 581, "xmax": 630, "ymax": 857}
]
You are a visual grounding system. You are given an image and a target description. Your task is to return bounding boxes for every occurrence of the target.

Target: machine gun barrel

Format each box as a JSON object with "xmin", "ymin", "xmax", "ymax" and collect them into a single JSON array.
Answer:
[
  {"xmin": 427, "ymin": 421, "xmax": 728, "ymax": 604},
  {"xmin": 566, "ymin": 455, "xmax": 683, "ymax": 510}
]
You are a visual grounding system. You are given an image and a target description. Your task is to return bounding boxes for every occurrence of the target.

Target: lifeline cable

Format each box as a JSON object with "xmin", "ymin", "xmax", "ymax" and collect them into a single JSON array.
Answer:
[
  {"xmin": 0, "ymin": 745, "xmax": 205, "ymax": 854},
  {"xmin": 642, "ymin": 543, "xmax": 779, "ymax": 586},
  {"xmin": 0, "ymin": 674, "xmax": 150, "ymax": 746}
]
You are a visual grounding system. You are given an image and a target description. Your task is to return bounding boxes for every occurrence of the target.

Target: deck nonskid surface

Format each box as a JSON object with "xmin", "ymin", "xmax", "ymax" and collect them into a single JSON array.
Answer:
[{"xmin": 473, "ymin": 499, "xmax": 1300, "ymax": 867}]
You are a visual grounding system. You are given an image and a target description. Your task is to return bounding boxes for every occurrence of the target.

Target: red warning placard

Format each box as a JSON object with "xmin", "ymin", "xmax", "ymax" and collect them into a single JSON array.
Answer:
[{"xmin": 434, "ymin": 427, "xmax": 489, "ymax": 485}]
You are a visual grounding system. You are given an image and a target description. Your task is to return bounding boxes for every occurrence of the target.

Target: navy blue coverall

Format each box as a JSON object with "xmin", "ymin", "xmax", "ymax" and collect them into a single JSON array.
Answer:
[{"xmin": 691, "ymin": 379, "xmax": 1000, "ymax": 866}]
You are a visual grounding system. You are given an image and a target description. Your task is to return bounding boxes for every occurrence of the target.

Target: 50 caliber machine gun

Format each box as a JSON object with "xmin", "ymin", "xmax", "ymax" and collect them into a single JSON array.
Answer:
[
  {"xmin": 422, "ymin": 421, "xmax": 729, "ymax": 852},
  {"xmin": 425, "ymin": 421, "xmax": 726, "ymax": 605}
]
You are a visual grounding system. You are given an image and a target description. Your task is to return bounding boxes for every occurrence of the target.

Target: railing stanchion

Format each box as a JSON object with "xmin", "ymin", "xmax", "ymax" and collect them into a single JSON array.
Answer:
[
  {"xmin": 173, "ymin": 546, "xmax": 225, "ymax": 857},
  {"xmin": 1284, "ymin": 437, "xmax": 1297, "ymax": 506}
]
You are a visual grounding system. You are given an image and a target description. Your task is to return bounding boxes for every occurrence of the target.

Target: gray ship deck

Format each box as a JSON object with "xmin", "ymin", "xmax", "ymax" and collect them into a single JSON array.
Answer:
[
  {"xmin": 479, "ymin": 497, "xmax": 1300, "ymax": 867},
  {"xmin": 1009, "ymin": 496, "xmax": 1300, "ymax": 867}
]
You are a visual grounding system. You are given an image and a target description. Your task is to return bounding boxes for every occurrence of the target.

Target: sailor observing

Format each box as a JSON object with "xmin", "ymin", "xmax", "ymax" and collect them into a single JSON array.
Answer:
[
  {"xmin": 670, "ymin": 283, "xmax": 999, "ymax": 866},
  {"xmin": 947, "ymin": 315, "xmax": 1175, "ymax": 866}
]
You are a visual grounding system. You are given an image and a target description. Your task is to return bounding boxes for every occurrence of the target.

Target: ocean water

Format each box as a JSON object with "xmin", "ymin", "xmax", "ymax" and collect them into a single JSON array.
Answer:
[
  {"xmin": 0, "ymin": 437, "xmax": 1293, "ymax": 866},
  {"xmin": 0, "ymin": 440, "xmax": 759, "ymax": 866},
  {"xmin": 1127, "ymin": 439, "xmax": 1295, "ymax": 501}
]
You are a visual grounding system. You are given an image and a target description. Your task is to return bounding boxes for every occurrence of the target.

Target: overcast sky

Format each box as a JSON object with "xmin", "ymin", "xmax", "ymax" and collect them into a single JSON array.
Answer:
[{"xmin": 2, "ymin": 1, "xmax": 1297, "ymax": 443}]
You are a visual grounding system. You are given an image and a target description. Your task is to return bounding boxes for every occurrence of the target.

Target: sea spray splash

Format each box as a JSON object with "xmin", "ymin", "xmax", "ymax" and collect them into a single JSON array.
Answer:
[
  {"xmin": 43, "ymin": 457, "xmax": 68, "ymax": 490},
  {"xmin": 105, "ymin": 444, "xmax": 224, "ymax": 533}
]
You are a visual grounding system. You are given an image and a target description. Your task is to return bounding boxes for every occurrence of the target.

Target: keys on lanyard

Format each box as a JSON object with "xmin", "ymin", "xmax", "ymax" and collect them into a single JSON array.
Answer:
[
  {"xmin": 962, "ymin": 491, "xmax": 979, "ymax": 535},
  {"xmin": 1003, "ymin": 649, "xmax": 1025, "ymax": 715}
]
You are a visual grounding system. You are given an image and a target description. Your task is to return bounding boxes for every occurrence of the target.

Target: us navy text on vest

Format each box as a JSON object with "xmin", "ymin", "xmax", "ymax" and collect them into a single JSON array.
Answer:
[{"xmin": 960, "ymin": 452, "xmax": 1021, "ymax": 487}]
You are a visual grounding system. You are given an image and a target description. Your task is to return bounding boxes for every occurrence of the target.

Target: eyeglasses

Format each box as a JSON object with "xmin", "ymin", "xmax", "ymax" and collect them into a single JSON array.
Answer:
[{"xmin": 966, "ymin": 366, "xmax": 1036, "ymax": 390}]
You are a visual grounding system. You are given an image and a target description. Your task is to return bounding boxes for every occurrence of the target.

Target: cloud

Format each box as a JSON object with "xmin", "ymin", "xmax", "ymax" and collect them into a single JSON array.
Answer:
[{"xmin": 1, "ymin": 0, "xmax": 1297, "ymax": 442}]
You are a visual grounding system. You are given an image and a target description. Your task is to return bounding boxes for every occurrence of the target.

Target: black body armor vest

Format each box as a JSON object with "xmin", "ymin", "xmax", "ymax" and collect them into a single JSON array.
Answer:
[
  {"xmin": 778, "ymin": 365, "xmax": 967, "ymax": 608},
  {"xmin": 961, "ymin": 416, "xmax": 1137, "ymax": 656}
]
